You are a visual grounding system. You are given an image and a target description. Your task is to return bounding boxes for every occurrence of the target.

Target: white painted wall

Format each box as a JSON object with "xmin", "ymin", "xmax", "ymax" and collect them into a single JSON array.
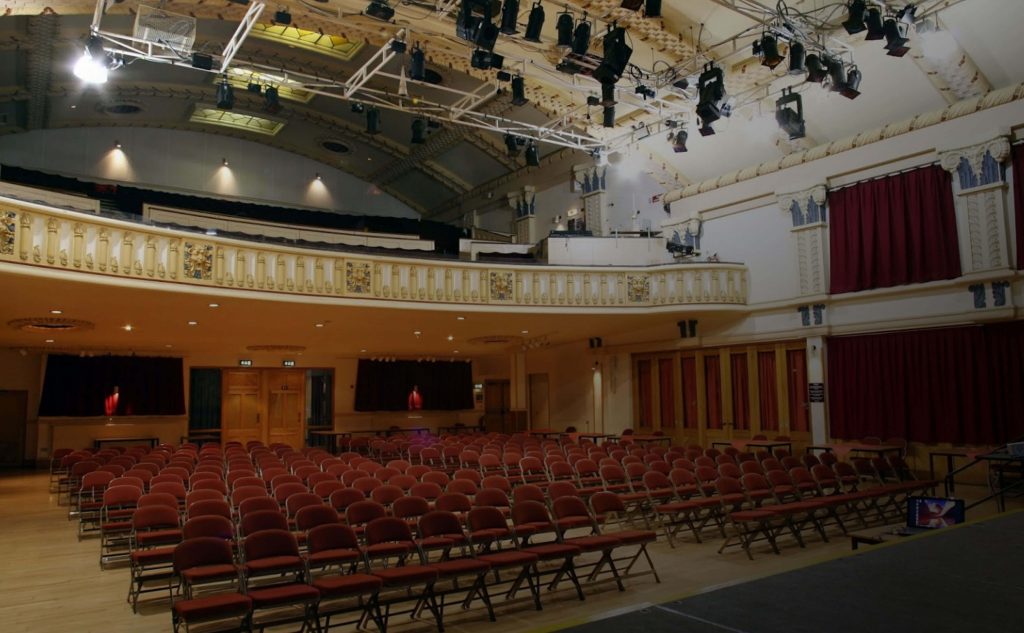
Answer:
[{"xmin": 0, "ymin": 127, "xmax": 418, "ymax": 218}]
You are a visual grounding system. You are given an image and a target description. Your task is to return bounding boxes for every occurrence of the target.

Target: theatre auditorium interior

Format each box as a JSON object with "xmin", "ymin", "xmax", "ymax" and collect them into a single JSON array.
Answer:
[{"xmin": 2, "ymin": 0, "xmax": 1024, "ymax": 632}]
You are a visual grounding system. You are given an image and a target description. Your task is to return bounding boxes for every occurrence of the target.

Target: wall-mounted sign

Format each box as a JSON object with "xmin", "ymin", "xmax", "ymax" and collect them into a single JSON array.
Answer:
[
  {"xmin": 238, "ymin": 359, "xmax": 253, "ymax": 367},
  {"xmin": 282, "ymin": 360, "xmax": 296, "ymax": 367},
  {"xmin": 808, "ymin": 382, "xmax": 825, "ymax": 403}
]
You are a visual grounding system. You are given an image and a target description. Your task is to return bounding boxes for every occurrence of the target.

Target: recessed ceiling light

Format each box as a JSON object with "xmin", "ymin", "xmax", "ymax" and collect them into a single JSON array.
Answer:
[
  {"xmin": 50, "ymin": 309, "xmax": 63, "ymax": 315},
  {"xmin": 447, "ymin": 335, "xmax": 454, "ymax": 341},
  {"xmin": 456, "ymin": 316, "xmax": 465, "ymax": 321},
  {"xmin": 315, "ymin": 323, "xmax": 325, "ymax": 328},
  {"xmin": 122, "ymin": 324, "xmax": 133, "ymax": 332},
  {"xmin": 165, "ymin": 344, "xmax": 173, "ymax": 348},
  {"xmin": 360, "ymin": 349, "xmax": 367, "ymax": 353},
  {"xmin": 521, "ymin": 330, "xmax": 529, "ymax": 334},
  {"xmin": 208, "ymin": 303, "xmax": 219, "ymax": 308},
  {"xmin": 413, "ymin": 330, "xmax": 422, "ymax": 336},
  {"xmin": 44, "ymin": 339, "xmax": 54, "ymax": 343},
  {"xmin": 453, "ymin": 350, "xmax": 460, "ymax": 354},
  {"xmin": 187, "ymin": 321, "xmax": 198, "ymax": 326}
]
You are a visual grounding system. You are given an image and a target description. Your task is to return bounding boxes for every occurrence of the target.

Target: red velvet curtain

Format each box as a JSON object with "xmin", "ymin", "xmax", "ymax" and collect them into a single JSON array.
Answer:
[
  {"xmin": 757, "ymin": 352, "xmax": 779, "ymax": 432},
  {"xmin": 786, "ymin": 350, "xmax": 809, "ymax": 433},
  {"xmin": 829, "ymin": 165, "xmax": 960, "ymax": 294},
  {"xmin": 658, "ymin": 358, "xmax": 676, "ymax": 429},
  {"xmin": 636, "ymin": 360, "xmax": 653, "ymax": 428},
  {"xmin": 681, "ymin": 357, "xmax": 698, "ymax": 428},
  {"xmin": 705, "ymin": 356, "xmax": 722, "ymax": 430},
  {"xmin": 827, "ymin": 323, "xmax": 1024, "ymax": 444},
  {"xmin": 730, "ymin": 353, "xmax": 749, "ymax": 430},
  {"xmin": 1012, "ymin": 144, "xmax": 1024, "ymax": 270}
]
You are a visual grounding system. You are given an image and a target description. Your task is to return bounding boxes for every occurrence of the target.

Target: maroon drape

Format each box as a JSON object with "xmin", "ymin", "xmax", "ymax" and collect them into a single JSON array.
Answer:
[
  {"xmin": 757, "ymin": 352, "xmax": 779, "ymax": 432},
  {"xmin": 730, "ymin": 354, "xmax": 749, "ymax": 430},
  {"xmin": 636, "ymin": 360, "xmax": 653, "ymax": 428},
  {"xmin": 1012, "ymin": 144, "xmax": 1024, "ymax": 270},
  {"xmin": 786, "ymin": 350, "xmax": 809, "ymax": 433},
  {"xmin": 827, "ymin": 323, "xmax": 1024, "ymax": 444},
  {"xmin": 705, "ymin": 356, "xmax": 722, "ymax": 429},
  {"xmin": 658, "ymin": 358, "xmax": 675, "ymax": 428},
  {"xmin": 681, "ymin": 357, "xmax": 697, "ymax": 428},
  {"xmin": 829, "ymin": 165, "xmax": 960, "ymax": 293}
]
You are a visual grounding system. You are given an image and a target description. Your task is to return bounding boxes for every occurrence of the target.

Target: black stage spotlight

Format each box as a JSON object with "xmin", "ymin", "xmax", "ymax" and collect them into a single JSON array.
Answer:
[
  {"xmin": 511, "ymin": 75, "xmax": 528, "ymax": 105},
  {"xmin": 365, "ymin": 0, "xmax": 395, "ymax": 21},
  {"xmin": 366, "ymin": 107, "xmax": 381, "ymax": 134},
  {"xmin": 496, "ymin": 70, "xmax": 513, "ymax": 82},
  {"xmin": 504, "ymin": 133, "xmax": 520, "ymax": 157},
  {"xmin": 754, "ymin": 34, "xmax": 784, "ymax": 70},
  {"xmin": 826, "ymin": 57, "xmax": 847, "ymax": 93},
  {"xmin": 775, "ymin": 88, "xmax": 805, "ymax": 140},
  {"xmin": 500, "ymin": 0, "xmax": 519, "ymax": 34},
  {"xmin": 698, "ymin": 122, "xmax": 715, "ymax": 137},
  {"xmin": 247, "ymin": 77, "xmax": 262, "ymax": 93},
  {"xmin": 602, "ymin": 105, "xmax": 615, "ymax": 128},
  {"xmin": 524, "ymin": 1, "xmax": 545, "ymax": 42},
  {"xmin": 840, "ymin": 64, "xmax": 862, "ymax": 99},
  {"xmin": 411, "ymin": 119, "xmax": 426, "ymax": 144},
  {"xmin": 804, "ymin": 54, "xmax": 827, "ymax": 83},
  {"xmin": 274, "ymin": 8, "xmax": 292, "ymax": 25},
  {"xmin": 471, "ymin": 49, "xmax": 504, "ymax": 69},
  {"xmin": 409, "ymin": 44, "xmax": 425, "ymax": 81},
  {"xmin": 695, "ymin": 64, "xmax": 726, "ymax": 131},
  {"xmin": 788, "ymin": 40, "xmax": 806, "ymax": 75},
  {"xmin": 634, "ymin": 84, "xmax": 655, "ymax": 99},
  {"xmin": 525, "ymin": 141, "xmax": 540, "ymax": 166},
  {"xmin": 601, "ymin": 82, "xmax": 615, "ymax": 105},
  {"xmin": 898, "ymin": 3, "xmax": 917, "ymax": 25},
  {"xmin": 191, "ymin": 52, "xmax": 214, "ymax": 70},
  {"xmin": 556, "ymin": 10, "xmax": 574, "ymax": 47},
  {"xmin": 389, "ymin": 40, "xmax": 407, "ymax": 54},
  {"xmin": 883, "ymin": 19, "xmax": 910, "ymax": 56},
  {"xmin": 621, "ymin": 0, "xmax": 643, "ymax": 9},
  {"xmin": 263, "ymin": 86, "xmax": 282, "ymax": 113},
  {"xmin": 645, "ymin": 0, "xmax": 661, "ymax": 18},
  {"xmin": 572, "ymin": 13, "xmax": 591, "ymax": 55},
  {"xmin": 671, "ymin": 130, "xmax": 688, "ymax": 153},
  {"xmin": 842, "ymin": 0, "xmax": 867, "ymax": 35},
  {"xmin": 592, "ymin": 25, "xmax": 632, "ymax": 84},
  {"xmin": 476, "ymin": 18, "xmax": 500, "ymax": 51},
  {"xmin": 216, "ymin": 76, "xmax": 235, "ymax": 110},
  {"xmin": 351, "ymin": 102, "xmax": 365, "ymax": 114},
  {"xmin": 865, "ymin": 6, "xmax": 884, "ymax": 40}
]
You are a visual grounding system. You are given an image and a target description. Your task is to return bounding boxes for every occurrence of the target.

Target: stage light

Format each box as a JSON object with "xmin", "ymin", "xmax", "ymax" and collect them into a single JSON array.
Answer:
[
  {"xmin": 411, "ymin": 119, "xmax": 426, "ymax": 144},
  {"xmin": 826, "ymin": 57, "xmax": 847, "ymax": 93},
  {"xmin": 883, "ymin": 19, "xmax": 910, "ymax": 56},
  {"xmin": 191, "ymin": 53, "xmax": 214, "ymax": 70},
  {"xmin": 695, "ymin": 64, "xmax": 726, "ymax": 132},
  {"xmin": 775, "ymin": 88, "xmax": 805, "ymax": 140},
  {"xmin": 351, "ymin": 103, "xmax": 365, "ymax": 114},
  {"xmin": 601, "ymin": 82, "xmax": 616, "ymax": 105},
  {"xmin": 471, "ymin": 49, "xmax": 504, "ymax": 69},
  {"xmin": 274, "ymin": 8, "xmax": 292, "ymax": 25},
  {"xmin": 476, "ymin": 19, "xmax": 500, "ymax": 51},
  {"xmin": 556, "ymin": 10, "xmax": 574, "ymax": 47},
  {"xmin": 73, "ymin": 35, "xmax": 110, "ymax": 84},
  {"xmin": 842, "ymin": 0, "xmax": 867, "ymax": 35},
  {"xmin": 634, "ymin": 84, "xmax": 655, "ymax": 99},
  {"xmin": 804, "ymin": 54, "xmax": 827, "ymax": 83},
  {"xmin": 247, "ymin": 77, "xmax": 262, "ymax": 94},
  {"xmin": 264, "ymin": 86, "xmax": 282, "ymax": 113},
  {"xmin": 524, "ymin": 1, "xmax": 545, "ymax": 42},
  {"xmin": 500, "ymin": 0, "xmax": 519, "ymax": 35},
  {"xmin": 389, "ymin": 40, "xmax": 407, "ymax": 54},
  {"xmin": 504, "ymin": 133, "xmax": 521, "ymax": 157},
  {"xmin": 754, "ymin": 34, "xmax": 784, "ymax": 70},
  {"xmin": 409, "ymin": 44, "xmax": 425, "ymax": 81},
  {"xmin": 865, "ymin": 7, "xmax": 884, "ymax": 40},
  {"xmin": 511, "ymin": 75, "xmax": 528, "ymax": 105},
  {"xmin": 645, "ymin": 0, "xmax": 661, "ymax": 18},
  {"xmin": 592, "ymin": 26, "xmax": 632, "ymax": 85},
  {"xmin": 572, "ymin": 13, "xmax": 591, "ymax": 55},
  {"xmin": 602, "ymin": 105, "xmax": 615, "ymax": 128},
  {"xmin": 525, "ymin": 141, "xmax": 540, "ymax": 166},
  {"xmin": 788, "ymin": 41, "xmax": 806, "ymax": 75},
  {"xmin": 671, "ymin": 130, "xmax": 688, "ymax": 153},
  {"xmin": 366, "ymin": 107, "xmax": 381, "ymax": 134},
  {"xmin": 841, "ymin": 65, "xmax": 862, "ymax": 99},
  {"xmin": 898, "ymin": 3, "xmax": 917, "ymax": 25},
  {"xmin": 216, "ymin": 76, "xmax": 235, "ymax": 110},
  {"xmin": 365, "ymin": 0, "xmax": 394, "ymax": 20}
]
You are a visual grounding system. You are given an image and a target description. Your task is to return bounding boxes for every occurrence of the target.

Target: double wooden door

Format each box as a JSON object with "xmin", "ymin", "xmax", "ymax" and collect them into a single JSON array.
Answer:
[{"xmin": 221, "ymin": 369, "xmax": 305, "ymax": 448}]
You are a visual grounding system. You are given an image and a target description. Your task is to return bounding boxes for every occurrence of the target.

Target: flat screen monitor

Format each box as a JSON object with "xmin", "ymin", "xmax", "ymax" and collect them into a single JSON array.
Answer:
[{"xmin": 906, "ymin": 496, "xmax": 965, "ymax": 529}]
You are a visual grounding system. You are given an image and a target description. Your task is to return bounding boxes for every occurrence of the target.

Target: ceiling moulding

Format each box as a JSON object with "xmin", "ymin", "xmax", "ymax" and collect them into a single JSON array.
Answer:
[
  {"xmin": 248, "ymin": 23, "xmax": 364, "ymax": 62},
  {"xmin": 663, "ymin": 81, "xmax": 1024, "ymax": 204},
  {"xmin": 189, "ymin": 105, "xmax": 285, "ymax": 136}
]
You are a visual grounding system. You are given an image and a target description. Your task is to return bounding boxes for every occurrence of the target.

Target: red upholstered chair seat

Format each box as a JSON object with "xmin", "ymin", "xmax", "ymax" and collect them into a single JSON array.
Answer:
[
  {"xmin": 130, "ymin": 546, "xmax": 175, "ymax": 565},
  {"xmin": 563, "ymin": 535, "xmax": 620, "ymax": 552},
  {"xmin": 306, "ymin": 548, "xmax": 362, "ymax": 566},
  {"xmin": 363, "ymin": 542, "xmax": 413, "ymax": 557},
  {"xmin": 524, "ymin": 543, "xmax": 582, "ymax": 559},
  {"xmin": 182, "ymin": 563, "xmax": 239, "ymax": 583},
  {"xmin": 173, "ymin": 593, "xmax": 252, "ymax": 620},
  {"xmin": 312, "ymin": 573, "xmax": 383, "ymax": 598},
  {"xmin": 729, "ymin": 509, "xmax": 776, "ymax": 521},
  {"xmin": 373, "ymin": 565, "xmax": 439, "ymax": 586},
  {"xmin": 243, "ymin": 555, "xmax": 304, "ymax": 575},
  {"xmin": 430, "ymin": 558, "xmax": 491, "ymax": 576},
  {"xmin": 477, "ymin": 550, "xmax": 539, "ymax": 567},
  {"xmin": 246, "ymin": 583, "xmax": 320, "ymax": 607}
]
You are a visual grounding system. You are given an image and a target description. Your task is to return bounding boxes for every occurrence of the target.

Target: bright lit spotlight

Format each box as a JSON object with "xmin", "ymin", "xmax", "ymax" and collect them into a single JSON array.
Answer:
[{"xmin": 73, "ymin": 35, "xmax": 109, "ymax": 84}]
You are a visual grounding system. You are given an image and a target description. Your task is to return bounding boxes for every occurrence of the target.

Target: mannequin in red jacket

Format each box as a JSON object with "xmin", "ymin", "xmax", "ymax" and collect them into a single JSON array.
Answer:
[{"xmin": 407, "ymin": 385, "xmax": 423, "ymax": 411}]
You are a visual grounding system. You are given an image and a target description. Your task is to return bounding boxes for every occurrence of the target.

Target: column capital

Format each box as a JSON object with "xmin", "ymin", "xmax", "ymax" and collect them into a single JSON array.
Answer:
[
  {"xmin": 777, "ymin": 184, "xmax": 827, "ymax": 227},
  {"xmin": 939, "ymin": 136, "xmax": 1011, "ymax": 188}
]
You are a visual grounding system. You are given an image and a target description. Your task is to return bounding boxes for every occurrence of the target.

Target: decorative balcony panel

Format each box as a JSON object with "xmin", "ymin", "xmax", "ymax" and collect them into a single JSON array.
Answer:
[{"xmin": 0, "ymin": 201, "xmax": 749, "ymax": 310}]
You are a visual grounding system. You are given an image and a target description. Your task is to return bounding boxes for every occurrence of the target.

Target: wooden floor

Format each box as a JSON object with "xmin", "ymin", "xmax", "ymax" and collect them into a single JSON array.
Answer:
[{"xmin": 0, "ymin": 471, "xmax": 1016, "ymax": 633}]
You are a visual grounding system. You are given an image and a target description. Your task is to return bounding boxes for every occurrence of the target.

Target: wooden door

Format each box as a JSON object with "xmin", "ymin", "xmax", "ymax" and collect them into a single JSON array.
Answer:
[
  {"xmin": 266, "ymin": 370, "xmax": 305, "ymax": 449},
  {"xmin": 221, "ymin": 370, "xmax": 262, "ymax": 445},
  {"xmin": 0, "ymin": 391, "xmax": 27, "ymax": 467},
  {"xmin": 484, "ymin": 380, "xmax": 512, "ymax": 432},
  {"xmin": 528, "ymin": 373, "xmax": 550, "ymax": 429}
]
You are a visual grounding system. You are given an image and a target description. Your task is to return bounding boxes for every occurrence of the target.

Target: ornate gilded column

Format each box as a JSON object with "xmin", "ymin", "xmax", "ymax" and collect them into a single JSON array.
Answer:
[
  {"xmin": 508, "ymin": 186, "xmax": 537, "ymax": 244},
  {"xmin": 939, "ymin": 136, "xmax": 1012, "ymax": 273},
  {"xmin": 777, "ymin": 184, "xmax": 828, "ymax": 297},
  {"xmin": 573, "ymin": 165, "xmax": 608, "ymax": 236}
]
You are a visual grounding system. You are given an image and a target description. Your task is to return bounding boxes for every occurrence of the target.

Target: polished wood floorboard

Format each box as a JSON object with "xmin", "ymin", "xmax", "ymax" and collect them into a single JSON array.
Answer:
[{"xmin": 1, "ymin": 471, "xmax": 1016, "ymax": 633}]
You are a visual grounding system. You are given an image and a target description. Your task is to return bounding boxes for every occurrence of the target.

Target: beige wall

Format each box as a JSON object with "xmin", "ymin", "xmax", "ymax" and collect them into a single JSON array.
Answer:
[
  {"xmin": 525, "ymin": 342, "xmax": 599, "ymax": 433},
  {"xmin": 0, "ymin": 349, "xmax": 42, "ymax": 461}
]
